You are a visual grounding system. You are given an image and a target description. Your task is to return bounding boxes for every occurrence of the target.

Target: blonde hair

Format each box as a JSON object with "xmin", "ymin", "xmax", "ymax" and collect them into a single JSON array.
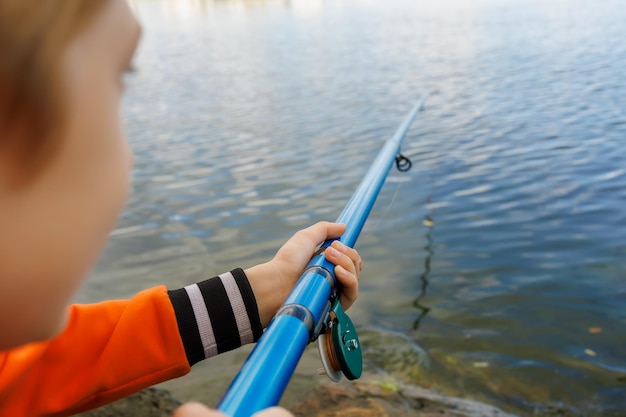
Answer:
[{"xmin": 0, "ymin": 0, "xmax": 106, "ymax": 182}]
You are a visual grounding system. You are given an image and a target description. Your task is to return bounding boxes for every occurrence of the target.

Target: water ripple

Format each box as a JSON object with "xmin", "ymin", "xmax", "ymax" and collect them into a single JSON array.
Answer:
[{"xmin": 83, "ymin": 0, "xmax": 626, "ymax": 414}]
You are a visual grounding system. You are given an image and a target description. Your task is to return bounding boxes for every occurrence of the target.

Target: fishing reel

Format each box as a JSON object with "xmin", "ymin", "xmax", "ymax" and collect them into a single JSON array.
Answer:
[{"xmin": 316, "ymin": 298, "xmax": 362, "ymax": 382}]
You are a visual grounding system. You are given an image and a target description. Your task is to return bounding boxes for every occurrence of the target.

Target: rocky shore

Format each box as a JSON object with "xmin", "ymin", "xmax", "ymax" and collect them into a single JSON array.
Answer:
[
  {"xmin": 76, "ymin": 327, "xmax": 583, "ymax": 417},
  {"xmin": 76, "ymin": 376, "xmax": 517, "ymax": 417}
]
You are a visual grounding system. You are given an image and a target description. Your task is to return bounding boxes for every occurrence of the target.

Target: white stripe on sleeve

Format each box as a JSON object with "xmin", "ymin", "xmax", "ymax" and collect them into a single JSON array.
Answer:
[
  {"xmin": 184, "ymin": 283, "xmax": 218, "ymax": 358},
  {"xmin": 219, "ymin": 271, "xmax": 254, "ymax": 345}
]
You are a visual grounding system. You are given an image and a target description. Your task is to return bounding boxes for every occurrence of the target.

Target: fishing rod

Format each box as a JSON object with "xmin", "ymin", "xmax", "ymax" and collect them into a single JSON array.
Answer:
[{"xmin": 218, "ymin": 94, "xmax": 429, "ymax": 416}]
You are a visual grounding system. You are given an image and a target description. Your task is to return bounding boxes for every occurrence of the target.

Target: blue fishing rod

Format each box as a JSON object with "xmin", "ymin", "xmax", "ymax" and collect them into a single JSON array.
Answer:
[{"xmin": 218, "ymin": 94, "xmax": 429, "ymax": 416}]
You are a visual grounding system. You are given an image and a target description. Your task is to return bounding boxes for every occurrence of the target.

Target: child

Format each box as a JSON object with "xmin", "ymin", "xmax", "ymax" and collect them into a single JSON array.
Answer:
[{"xmin": 0, "ymin": 1, "xmax": 362, "ymax": 416}]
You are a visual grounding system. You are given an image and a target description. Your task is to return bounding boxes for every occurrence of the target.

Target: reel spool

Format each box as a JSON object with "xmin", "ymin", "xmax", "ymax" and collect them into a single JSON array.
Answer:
[{"xmin": 317, "ymin": 300, "xmax": 362, "ymax": 382}]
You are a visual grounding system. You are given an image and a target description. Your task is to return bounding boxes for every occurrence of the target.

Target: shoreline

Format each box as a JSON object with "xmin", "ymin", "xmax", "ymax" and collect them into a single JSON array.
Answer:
[{"xmin": 75, "ymin": 327, "xmax": 587, "ymax": 417}]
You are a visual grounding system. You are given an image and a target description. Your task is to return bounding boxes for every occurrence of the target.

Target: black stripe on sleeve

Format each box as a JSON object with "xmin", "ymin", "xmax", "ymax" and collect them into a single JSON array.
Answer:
[
  {"xmin": 231, "ymin": 268, "xmax": 263, "ymax": 341},
  {"xmin": 167, "ymin": 288, "xmax": 205, "ymax": 366},
  {"xmin": 197, "ymin": 278, "xmax": 241, "ymax": 354}
]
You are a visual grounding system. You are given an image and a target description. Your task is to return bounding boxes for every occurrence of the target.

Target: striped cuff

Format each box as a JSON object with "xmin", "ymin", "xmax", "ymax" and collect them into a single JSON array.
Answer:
[{"xmin": 168, "ymin": 268, "xmax": 263, "ymax": 366}]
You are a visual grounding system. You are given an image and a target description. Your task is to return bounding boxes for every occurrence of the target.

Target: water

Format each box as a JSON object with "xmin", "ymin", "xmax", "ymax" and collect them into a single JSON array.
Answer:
[{"xmin": 80, "ymin": 0, "xmax": 626, "ymax": 415}]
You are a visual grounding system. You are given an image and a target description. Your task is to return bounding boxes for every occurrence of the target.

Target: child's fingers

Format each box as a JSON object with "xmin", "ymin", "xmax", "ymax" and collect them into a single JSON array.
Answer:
[
  {"xmin": 292, "ymin": 222, "xmax": 346, "ymax": 252},
  {"xmin": 324, "ymin": 241, "xmax": 361, "ymax": 310},
  {"xmin": 330, "ymin": 240, "xmax": 362, "ymax": 277},
  {"xmin": 335, "ymin": 264, "xmax": 358, "ymax": 310},
  {"xmin": 273, "ymin": 221, "xmax": 347, "ymax": 274}
]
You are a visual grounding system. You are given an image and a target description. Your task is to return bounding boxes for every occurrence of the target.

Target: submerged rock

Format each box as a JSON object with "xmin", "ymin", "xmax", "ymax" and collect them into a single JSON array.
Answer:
[
  {"xmin": 292, "ymin": 371, "xmax": 518, "ymax": 417},
  {"xmin": 358, "ymin": 326, "xmax": 430, "ymax": 383}
]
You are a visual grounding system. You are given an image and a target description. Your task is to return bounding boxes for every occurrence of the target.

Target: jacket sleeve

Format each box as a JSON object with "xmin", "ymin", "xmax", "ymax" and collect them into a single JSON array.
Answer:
[{"xmin": 0, "ymin": 268, "xmax": 263, "ymax": 417}]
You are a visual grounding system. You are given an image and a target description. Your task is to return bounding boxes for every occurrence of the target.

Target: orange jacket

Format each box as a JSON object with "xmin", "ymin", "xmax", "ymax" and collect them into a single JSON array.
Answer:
[
  {"xmin": 0, "ymin": 286, "xmax": 189, "ymax": 417},
  {"xmin": 0, "ymin": 268, "xmax": 263, "ymax": 417}
]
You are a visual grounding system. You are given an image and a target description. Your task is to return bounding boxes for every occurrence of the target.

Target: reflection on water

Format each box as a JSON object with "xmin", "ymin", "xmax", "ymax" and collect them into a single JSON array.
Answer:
[
  {"xmin": 413, "ymin": 215, "xmax": 434, "ymax": 331},
  {"xmin": 85, "ymin": 0, "xmax": 626, "ymax": 415}
]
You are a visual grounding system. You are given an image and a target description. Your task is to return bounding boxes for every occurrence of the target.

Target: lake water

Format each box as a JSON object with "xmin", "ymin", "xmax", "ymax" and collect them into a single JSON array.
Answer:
[{"xmin": 79, "ymin": 0, "xmax": 626, "ymax": 415}]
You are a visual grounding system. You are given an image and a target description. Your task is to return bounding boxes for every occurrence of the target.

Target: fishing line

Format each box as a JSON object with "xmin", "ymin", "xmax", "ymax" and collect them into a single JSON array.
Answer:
[
  {"xmin": 359, "ymin": 148, "xmax": 415, "ymax": 244},
  {"xmin": 359, "ymin": 93, "xmax": 436, "ymax": 245},
  {"xmin": 359, "ymin": 171, "xmax": 405, "ymax": 244}
]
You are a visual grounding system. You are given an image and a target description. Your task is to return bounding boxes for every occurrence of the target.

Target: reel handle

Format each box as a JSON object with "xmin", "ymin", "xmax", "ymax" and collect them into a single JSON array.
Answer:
[{"xmin": 317, "ymin": 300, "xmax": 362, "ymax": 381}]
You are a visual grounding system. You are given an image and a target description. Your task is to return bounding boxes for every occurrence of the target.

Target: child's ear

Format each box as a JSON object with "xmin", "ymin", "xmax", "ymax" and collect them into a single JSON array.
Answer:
[
  {"xmin": 0, "ymin": 126, "xmax": 60, "ymax": 190},
  {"xmin": 0, "ymin": 132, "xmax": 36, "ymax": 190},
  {"xmin": 0, "ymin": 132, "xmax": 20, "ymax": 190}
]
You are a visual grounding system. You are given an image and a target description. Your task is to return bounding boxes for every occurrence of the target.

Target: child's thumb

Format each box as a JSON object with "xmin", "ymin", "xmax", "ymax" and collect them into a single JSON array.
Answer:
[
  {"xmin": 173, "ymin": 402, "xmax": 227, "ymax": 417},
  {"xmin": 252, "ymin": 406, "xmax": 295, "ymax": 417}
]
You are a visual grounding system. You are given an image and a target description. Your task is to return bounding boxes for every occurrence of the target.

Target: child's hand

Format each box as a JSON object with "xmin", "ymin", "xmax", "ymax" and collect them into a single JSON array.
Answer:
[
  {"xmin": 245, "ymin": 222, "xmax": 362, "ymax": 327},
  {"xmin": 173, "ymin": 402, "xmax": 293, "ymax": 416}
]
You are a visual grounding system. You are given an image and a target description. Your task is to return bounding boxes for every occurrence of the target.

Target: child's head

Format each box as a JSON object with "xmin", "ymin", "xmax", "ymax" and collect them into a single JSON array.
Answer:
[{"xmin": 0, "ymin": 0, "xmax": 141, "ymax": 349}]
